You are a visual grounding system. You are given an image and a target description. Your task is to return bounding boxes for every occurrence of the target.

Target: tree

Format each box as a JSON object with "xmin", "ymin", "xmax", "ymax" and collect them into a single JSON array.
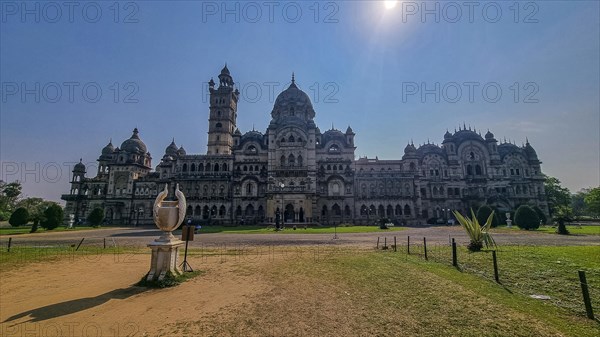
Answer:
[
  {"xmin": 571, "ymin": 188, "xmax": 589, "ymax": 217},
  {"xmin": 9, "ymin": 207, "xmax": 29, "ymax": 227},
  {"xmin": 87, "ymin": 208, "xmax": 105, "ymax": 228},
  {"xmin": 544, "ymin": 175, "xmax": 571, "ymax": 216},
  {"xmin": 532, "ymin": 205, "xmax": 547, "ymax": 225},
  {"xmin": 553, "ymin": 206, "xmax": 573, "ymax": 235},
  {"xmin": 515, "ymin": 205, "xmax": 540, "ymax": 230},
  {"xmin": 16, "ymin": 198, "xmax": 57, "ymax": 233},
  {"xmin": 584, "ymin": 187, "xmax": 600, "ymax": 217},
  {"xmin": 453, "ymin": 209, "xmax": 496, "ymax": 252},
  {"xmin": 41, "ymin": 204, "xmax": 63, "ymax": 230},
  {"xmin": 0, "ymin": 180, "xmax": 23, "ymax": 215}
]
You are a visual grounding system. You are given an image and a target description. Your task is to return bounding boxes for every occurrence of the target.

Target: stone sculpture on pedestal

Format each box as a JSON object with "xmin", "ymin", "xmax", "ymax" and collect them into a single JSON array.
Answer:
[{"xmin": 146, "ymin": 184, "xmax": 186, "ymax": 281}]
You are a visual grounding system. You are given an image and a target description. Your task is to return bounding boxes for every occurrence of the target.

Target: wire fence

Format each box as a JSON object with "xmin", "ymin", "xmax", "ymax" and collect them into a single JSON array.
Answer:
[{"xmin": 375, "ymin": 235, "xmax": 600, "ymax": 320}]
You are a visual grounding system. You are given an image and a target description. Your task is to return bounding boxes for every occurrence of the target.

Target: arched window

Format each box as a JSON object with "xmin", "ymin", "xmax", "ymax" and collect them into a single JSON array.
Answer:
[
  {"xmin": 194, "ymin": 205, "xmax": 202, "ymax": 216},
  {"xmin": 344, "ymin": 205, "xmax": 351, "ymax": 216},
  {"xmin": 328, "ymin": 144, "xmax": 340, "ymax": 153},
  {"xmin": 378, "ymin": 205, "xmax": 385, "ymax": 217},
  {"xmin": 297, "ymin": 155, "xmax": 303, "ymax": 166},
  {"xmin": 475, "ymin": 165, "xmax": 482, "ymax": 175},
  {"xmin": 332, "ymin": 204, "xmax": 341, "ymax": 216},
  {"xmin": 246, "ymin": 183, "xmax": 254, "ymax": 196},
  {"xmin": 235, "ymin": 206, "xmax": 242, "ymax": 216},
  {"xmin": 216, "ymin": 122, "xmax": 222, "ymax": 128},
  {"xmin": 467, "ymin": 165, "xmax": 473, "ymax": 175},
  {"xmin": 248, "ymin": 145, "xmax": 257, "ymax": 154},
  {"xmin": 191, "ymin": 163, "xmax": 196, "ymax": 172},
  {"xmin": 198, "ymin": 163, "xmax": 204, "ymax": 172},
  {"xmin": 387, "ymin": 205, "xmax": 393, "ymax": 217},
  {"xmin": 245, "ymin": 204, "xmax": 255, "ymax": 216},
  {"xmin": 289, "ymin": 135, "xmax": 295, "ymax": 142},
  {"xmin": 288, "ymin": 154, "xmax": 295, "ymax": 166},
  {"xmin": 280, "ymin": 155, "xmax": 286, "ymax": 166},
  {"xmin": 222, "ymin": 163, "xmax": 228, "ymax": 171},
  {"xmin": 182, "ymin": 163, "xmax": 188, "ymax": 172},
  {"xmin": 395, "ymin": 205, "xmax": 402, "ymax": 216},
  {"xmin": 322, "ymin": 205, "xmax": 328, "ymax": 216},
  {"xmin": 327, "ymin": 165, "xmax": 331, "ymax": 170},
  {"xmin": 360, "ymin": 205, "xmax": 368, "ymax": 215},
  {"xmin": 243, "ymin": 165, "xmax": 248, "ymax": 171},
  {"xmin": 214, "ymin": 164, "xmax": 220, "ymax": 172},
  {"xmin": 219, "ymin": 205, "xmax": 226, "ymax": 217},
  {"xmin": 404, "ymin": 205, "xmax": 411, "ymax": 215}
]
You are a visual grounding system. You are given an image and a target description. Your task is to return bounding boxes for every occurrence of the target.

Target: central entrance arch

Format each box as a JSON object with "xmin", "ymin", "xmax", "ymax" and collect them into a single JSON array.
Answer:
[{"xmin": 285, "ymin": 203, "xmax": 295, "ymax": 223}]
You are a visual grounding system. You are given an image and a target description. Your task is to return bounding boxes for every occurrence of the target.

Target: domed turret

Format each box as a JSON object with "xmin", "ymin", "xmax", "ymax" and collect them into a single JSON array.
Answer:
[
  {"xmin": 524, "ymin": 139, "xmax": 538, "ymax": 159},
  {"xmin": 165, "ymin": 139, "xmax": 178, "ymax": 157},
  {"xmin": 101, "ymin": 140, "xmax": 114, "ymax": 155},
  {"xmin": 271, "ymin": 74, "xmax": 315, "ymax": 121},
  {"xmin": 444, "ymin": 130, "xmax": 452, "ymax": 139},
  {"xmin": 485, "ymin": 129, "xmax": 495, "ymax": 140},
  {"xmin": 74, "ymin": 158, "xmax": 86, "ymax": 172},
  {"xmin": 346, "ymin": 126, "xmax": 355, "ymax": 134},
  {"xmin": 404, "ymin": 142, "xmax": 417, "ymax": 154},
  {"xmin": 177, "ymin": 146, "xmax": 186, "ymax": 156},
  {"xmin": 120, "ymin": 128, "xmax": 147, "ymax": 154}
]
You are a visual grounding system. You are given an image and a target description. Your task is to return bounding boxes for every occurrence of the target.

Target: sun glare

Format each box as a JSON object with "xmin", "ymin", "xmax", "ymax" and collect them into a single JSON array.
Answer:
[{"xmin": 384, "ymin": 1, "xmax": 398, "ymax": 10}]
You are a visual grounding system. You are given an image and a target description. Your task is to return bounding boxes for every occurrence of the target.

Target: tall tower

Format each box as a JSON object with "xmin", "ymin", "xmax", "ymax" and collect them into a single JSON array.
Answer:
[{"xmin": 207, "ymin": 64, "xmax": 239, "ymax": 155}]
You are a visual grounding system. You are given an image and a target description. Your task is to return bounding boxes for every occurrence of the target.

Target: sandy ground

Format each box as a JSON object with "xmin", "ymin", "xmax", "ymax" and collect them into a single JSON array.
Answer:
[{"xmin": 0, "ymin": 250, "xmax": 279, "ymax": 337}]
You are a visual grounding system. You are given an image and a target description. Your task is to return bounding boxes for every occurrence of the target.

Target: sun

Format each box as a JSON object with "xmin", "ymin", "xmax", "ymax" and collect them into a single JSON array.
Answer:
[{"xmin": 384, "ymin": 1, "xmax": 398, "ymax": 9}]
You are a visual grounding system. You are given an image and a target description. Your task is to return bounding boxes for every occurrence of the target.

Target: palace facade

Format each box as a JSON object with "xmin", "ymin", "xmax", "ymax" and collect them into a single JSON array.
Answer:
[{"xmin": 62, "ymin": 66, "xmax": 549, "ymax": 226}]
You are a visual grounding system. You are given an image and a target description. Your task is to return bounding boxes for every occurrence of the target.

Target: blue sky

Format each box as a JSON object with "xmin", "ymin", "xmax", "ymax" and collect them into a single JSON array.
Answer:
[{"xmin": 1, "ymin": 0, "xmax": 599, "ymax": 202}]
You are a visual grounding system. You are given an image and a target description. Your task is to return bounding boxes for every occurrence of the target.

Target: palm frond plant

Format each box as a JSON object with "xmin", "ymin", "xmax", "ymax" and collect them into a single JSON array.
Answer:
[{"xmin": 453, "ymin": 209, "xmax": 496, "ymax": 252}]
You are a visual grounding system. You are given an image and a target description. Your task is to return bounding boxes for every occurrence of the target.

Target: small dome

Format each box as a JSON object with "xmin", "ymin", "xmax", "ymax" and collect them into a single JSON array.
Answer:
[
  {"xmin": 165, "ymin": 139, "xmax": 178, "ymax": 156},
  {"xmin": 221, "ymin": 64, "xmax": 230, "ymax": 75},
  {"xmin": 524, "ymin": 140, "xmax": 538, "ymax": 158},
  {"xmin": 101, "ymin": 140, "xmax": 114, "ymax": 155},
  {"xmin": 120, "ymin": 128, "xmax": 147, "ymax": 154},
  {"xmin": 444, "ymin": 130, "xmax": 452, "ymax": 139},
  {"xmin": 74, "ymin": 159, "xmax": 86, "ymax": 172},
  {"xmin": 346, "ymin": 126, "xmax": 354, "ymax": 134},
  {"xmin": 177, "ymin": 146, "xmax": 186, "ymax": 156},
  {"xmin": 234, "ymin": 128, "xmax": 242, "ymax": 136},
  {"xmin": 404, "ymin": 143, "xmax": 416, "ymax": 154},
  {"xmin": 485, "ymin": 130, "xmax": 495, "ymax": 139}
]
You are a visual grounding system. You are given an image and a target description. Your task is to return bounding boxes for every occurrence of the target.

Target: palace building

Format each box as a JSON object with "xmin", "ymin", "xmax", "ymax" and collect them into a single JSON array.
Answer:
[{"xmin": 62, "ymin": 66, "xmax": 549, "ymax": 226}]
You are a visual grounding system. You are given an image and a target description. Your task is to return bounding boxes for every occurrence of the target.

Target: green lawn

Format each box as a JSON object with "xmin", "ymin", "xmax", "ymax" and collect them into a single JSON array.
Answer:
[
  {"xmin": 186, "ymin": 247, "xmax": 600, "ymax": 336},
  {"xmin": 412, "ymin": 243, "xmax": 600, "ymax": 319},
  {"xmin": 180, "ymin": 225, "xmax": 408, "ymax": 234},
  {"xmin": 0, "ymin": 225, "xmax": 103, "ymax": 235},
  {"xmin": 495, "ymin": 225, "xmax": 600, "ymax": 235}
]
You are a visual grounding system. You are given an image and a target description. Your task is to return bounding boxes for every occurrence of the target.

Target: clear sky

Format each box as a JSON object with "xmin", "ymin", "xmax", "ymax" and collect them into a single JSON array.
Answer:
[{"xmin": 1, "ymin": 1, "xmax": 599, "ymax": 203}]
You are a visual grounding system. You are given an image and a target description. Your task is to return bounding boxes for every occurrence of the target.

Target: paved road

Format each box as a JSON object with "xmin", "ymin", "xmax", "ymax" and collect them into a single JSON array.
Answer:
[{"xmin": 1, "ymin": 226, "xmax": 599, "ymax": 249}]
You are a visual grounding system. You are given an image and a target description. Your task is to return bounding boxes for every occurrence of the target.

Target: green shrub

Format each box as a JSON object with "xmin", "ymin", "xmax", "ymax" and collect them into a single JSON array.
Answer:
[
  {"xmin": 87, "ymin": 208, "xmax": 104, "ymax": 228},
  {"xmin": 515, "ymin": 205, "xmax": 540, "ymax": 230},
  {"xmin": 476, "ymin": 205, "xmax": 501, "ymax": 228},
  {"xmin": 41, "ymin": 204, "xmax": 63, "ymax": 230},
  {"xmin": 9, "ymin": 207, "xmax": 29, "ymax": 227}
]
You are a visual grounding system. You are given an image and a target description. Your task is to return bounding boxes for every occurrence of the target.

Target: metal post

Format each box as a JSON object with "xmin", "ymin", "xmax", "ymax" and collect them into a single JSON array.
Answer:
[
  {"xmin": 75, "ymin": 238, "xmax": 85, "ymax": 251},
  {"xmin": 452, "ymin": 238, "xmax": 457, "ymax": 267},
  {"xmin": 103, "ymin": 237, "xmax": 106, "ymax": 249},
  {"xmin": 578, "ymin": 270, "xmax": 595, "ymax": 320},
  {"xmin": 423, "ymin": 237, "xmax": 428, "ymax": 260},
  {"xmin": 376, "ymin": 237, "xmax": 380, "ymax": 249},
  {"xmin": 7, "ymin": 237, "xmax": 12, "ymax": 252},
  {"xmin": 407, "ymin": 236, "xmax": 410, "ymax": 254},
  {"xmin": 394, "ymin": 236, "xmax": 397, "ymax": 252},
  {"xmin": 492, "ymin": 250, "xmax": 499, "ymax": 283}
]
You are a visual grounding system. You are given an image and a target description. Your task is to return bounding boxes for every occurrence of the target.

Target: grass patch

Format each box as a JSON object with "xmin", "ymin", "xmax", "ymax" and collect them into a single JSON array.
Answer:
[
  {"xmin": 184, "ymin": 225, "xmax": 407, "ymax": 234},
  {"xmin": 180, "ymin": 250, "xmax": 599, "ymax": 336},
  {"xmin": 495, "ymin": 225, "xmax": 600, "ymax": 235},
  {"xmin": 137, "ymin": 270, "xmax": 202, "ymax": 288},
  {"xmin": 0, "ymin": 225, "xmax": 106, "ymax": 235}
]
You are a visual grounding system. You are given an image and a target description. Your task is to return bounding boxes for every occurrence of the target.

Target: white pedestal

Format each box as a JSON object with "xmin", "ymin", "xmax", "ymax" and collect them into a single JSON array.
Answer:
[{"xmin": 146, "ymin": 239, "xmax": 184, "ymax": 282}]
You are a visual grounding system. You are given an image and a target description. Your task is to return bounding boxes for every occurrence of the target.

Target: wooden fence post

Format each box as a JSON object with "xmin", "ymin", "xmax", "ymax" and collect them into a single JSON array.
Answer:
[
  {"xmin": 492, "ymin": 250, "xmax": 499, "ymax": 283},
  {"xmin": 423, "ymin": 237, "xmax": 428, "ymax": 260},
  {"xmin": 394, "ymin": 236, "xmax": 397, "ymax": 252},
  {"xmin": 376, "ymin": 237, "xmax": 380, "ymax": 249},
  {"xmin": 407, "ymin": 236, "xmax": 410, "ymax": 254},
  {"xmin": 451, "ymin": 238, "xmax": 457, "ymax": 267},
  {"xmin": 75, "ymin": 238, "xmax": 85, "ymax": 251},
  {"xmin": 578, "ymin": 270, "xmax": 595, "ymax": 320},
  {"xmin": 7, "ymin": 237, "xmax": 12, "ymax": 252}
]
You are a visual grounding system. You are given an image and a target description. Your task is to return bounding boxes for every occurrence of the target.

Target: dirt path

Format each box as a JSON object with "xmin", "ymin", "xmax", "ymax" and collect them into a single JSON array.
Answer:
[
  {"xmin": 1, "ymin": 226, "xmax": 598, "ymax": 250},
  {"xmin": 0, "ymin": 252, "xmax": 275, "ymax": 337}
]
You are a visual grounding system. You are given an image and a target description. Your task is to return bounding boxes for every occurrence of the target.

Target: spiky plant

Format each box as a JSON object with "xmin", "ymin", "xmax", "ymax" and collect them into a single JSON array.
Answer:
[{"xmin": 453, "ymin": 209, "xmax": 496, "ymax": 252}]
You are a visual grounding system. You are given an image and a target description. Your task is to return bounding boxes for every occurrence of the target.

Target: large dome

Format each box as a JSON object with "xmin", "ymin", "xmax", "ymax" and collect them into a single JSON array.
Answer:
[
  {"xmin": 120, "ymin": 128, "xmax": 147, "ymax": 154},
  {"xmin": 271, "ymin": 75, "xmax": 315, "ymax": 121}
]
